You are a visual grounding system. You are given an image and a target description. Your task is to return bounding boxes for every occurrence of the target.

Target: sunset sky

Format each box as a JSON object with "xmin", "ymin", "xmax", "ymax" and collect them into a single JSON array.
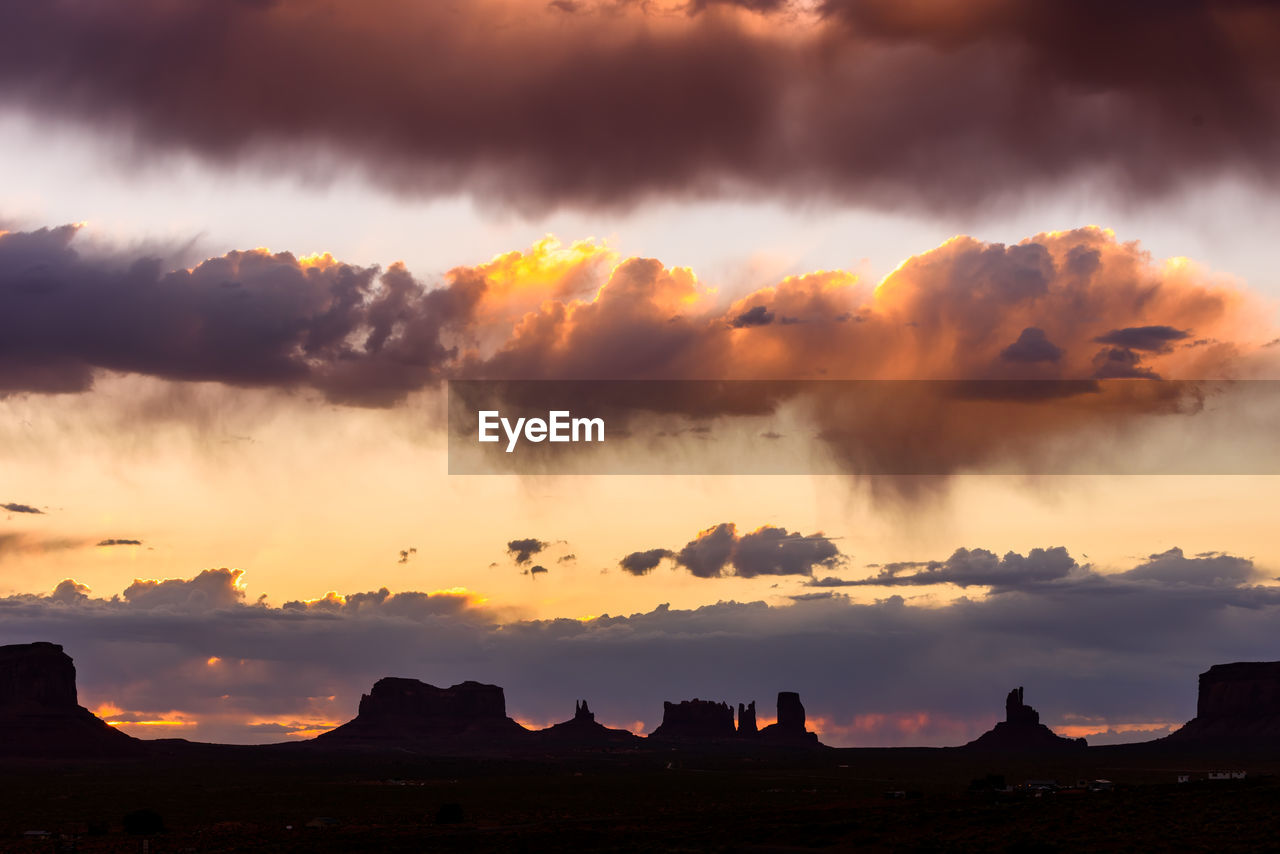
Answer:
[{"xmin": 3, "ymin": 0, "xmax": 1280, "ymax": 747}]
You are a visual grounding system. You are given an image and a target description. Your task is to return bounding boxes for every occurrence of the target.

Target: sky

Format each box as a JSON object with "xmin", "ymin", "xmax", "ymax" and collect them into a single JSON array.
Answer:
[{"xmin": 3, "ymin": 0, "xmax": 1280, "ymax": 747}]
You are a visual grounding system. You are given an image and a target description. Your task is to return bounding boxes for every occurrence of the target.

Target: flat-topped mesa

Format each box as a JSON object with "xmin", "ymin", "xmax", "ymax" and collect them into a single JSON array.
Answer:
[
  {"xmin": 737, "ymin": 701, "xmax": 757, "ymax": 736},
  {"xmin": 758, "ymin": 691, "xmax": 821, "ymax": 745},
  {"xmin": 0, "ymin": 642, "xmax": 138, "ymax": 757},
  {"xmin": 0, "ymin": 641, "xmax": 79, "ymax": 710},
  {"xmin": 317, "ymin": 677, "xmax": 528, "ymax": 745},
  {"xmin": 1167, "ymin": 661, "xmax": 1280, "ymax": 743},
  {"xmin": 650, "ymin": 699, "xmax": 736, "ymax": 739},
  {"xmin": 964, "ymin": 686, "xmax": 1086, "ymax": 753}
]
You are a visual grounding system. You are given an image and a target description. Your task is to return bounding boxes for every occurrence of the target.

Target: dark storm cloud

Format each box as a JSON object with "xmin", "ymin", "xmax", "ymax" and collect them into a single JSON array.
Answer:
[
  {"xmin": 507, "ymin": 538, "xmax": 549, "ymax": 565},
  {"xmin": 1094, "ymin": 326, "xmax": 1191, "ymax": 352},
  {"xmin": 999, "ymin": 327, "xmax": 1064, "ymax": 363},
  {"xmin": 730, "ymin": 305, "xmax": 775, "ymax": 328},
  {"xmin": 1, "ymin": 0, "xmax": 1278, "ymax": 212},
  {"xmin": 1, "ymin": 546, "xmax": 1279, "ymax": 746},
  {"xmin": 618, "ymin": 548, "xmax": 674, "ymax": 576},
  {"xmin": 627, "ymin": 523, "xmax": 843, "ymax": 578},
  {"xmin": 0, "ymin": 226, "xmax": 483, "ymax": 405},
  {"xmin": 1092, "ymin": 346, "xmax": 1160, "ymax": 379},
  {"xmin": 2, "ymin": 502, "xmax": 43, "ymax": 514}
]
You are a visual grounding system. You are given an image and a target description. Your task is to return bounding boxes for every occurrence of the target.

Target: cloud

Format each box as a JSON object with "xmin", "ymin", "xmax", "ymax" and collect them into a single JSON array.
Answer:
[
  {"xmin": 1094, "ymin": 325, "xmax": 1191, "ymax": 352},
  {"xmin": 49, "ymin": 579, "xmax": 91, "ymax": 604},
  {"xmin": 731, "ymin": 305, "xmax": 775, "ymax": 328},
  {"xmin": 97, "ymin": 538, "xmax": 142, "ymax": 547},
  {"xmin": 811, "ymin": 546, "xmax": 1079, "ymax": 592},
  {"xmin": 2, "ymin": 502, "xmax": 43, "ymax": 514},
  {"xmin": 1, "ymin": 1, "xmax": 1278, "ymax": 212},
  {"xmin": 0, "ymin": 225, "xmax": 483, "ymax": 405},
  {"xmin": 1118, "ymin": 547, "xmax": 1258, "ymax": 587},
  {"xmin": 507, "ymin": 538, "xmax": 549, "ymax": 565},
  {"xmin": 619, "ymin": 548, "xmax": 674, "ymax": 576},
  {"xmin": 398, "ymin": 547, "xmax": 417, "ymax": 565},
  {"xmin": 1, "ymin": 224, "xmax": 1274, "ymax": 487},
  {"xmin": 1092, "ymin": 346, "xmax": 1160, "ymax": 379},
  {"xmin": 811, "ymin": 544, "xmax": 1267, "ymax": 598},
  {"xmin": 1, "ymin": 547, "xmax": 1279, "ymax": 746},
  {"xmin": 999, "ymin": 327, "xmax": 1064, "ymax": 363},
  {"xmin": 281, "ymin": 587, "xmax": 492, "ymax": 621},
  {"xmin": 524, "ymin": 565, "xmax": 549, "ymax": 577},
  {"xmin": 626, "ymin": 522, "xmax": 843, "ymax": 578},
  {"xmin": 122, "ymin": 568, "xmax": 247, "ymax": 611}
]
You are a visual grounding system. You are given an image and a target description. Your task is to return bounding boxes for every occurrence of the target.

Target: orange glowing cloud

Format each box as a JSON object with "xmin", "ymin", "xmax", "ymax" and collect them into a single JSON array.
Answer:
[{"xmin": 461, "ymin": 227, "xmax": 1273, "ymax": 385}]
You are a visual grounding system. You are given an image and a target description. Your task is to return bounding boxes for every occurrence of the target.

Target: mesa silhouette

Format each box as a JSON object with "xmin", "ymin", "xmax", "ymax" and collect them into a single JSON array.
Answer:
[
  {"xmin": 6, "ymin": 640, "xmax": 1280, "ymax": 759},
  {"xmin": 1161, "ymin": 661, "xmax": 1280, "ymax": 746},
  {"xmin": 963, "ymin": 686, "xmax": 1088, "ymax": 753},
  {"xmin": 0, "ymin": 642, "xmax": 139, "ymax": 757}
]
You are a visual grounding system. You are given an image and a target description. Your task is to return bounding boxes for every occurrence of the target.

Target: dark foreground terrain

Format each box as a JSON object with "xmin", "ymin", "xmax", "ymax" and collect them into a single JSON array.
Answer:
[{"xmin": 3, "ymin": 746, "xmax": 1280, "ymax": 853}]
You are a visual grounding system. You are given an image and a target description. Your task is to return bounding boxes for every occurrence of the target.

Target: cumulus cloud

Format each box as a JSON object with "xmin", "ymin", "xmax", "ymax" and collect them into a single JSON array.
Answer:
[
  {"xmin": 1, "ymin": 224, "xmax": 1276, "ymax": 484},
  {"xmin": 1, "ymin": 548, "xmax": 1278, "ymax": 746},
  {"xmin": 507, "ymin": 538, "xmax": 549, "ymax": 565},
  {"xmin": 48, "ymin": 579, "xmax": 91, "ymax": 604},
  {"xmin": 280, "ymin": 587, "xmax": 491, "ymax": 621},
  {"xmin": 455, "ymin": 226, "xmax": 1274, "ymax": 485},
  {"xmin": 0, "ymin": 225, "xmax": 483, "ymax": 405},
  {"xmin": 622, "ymin": 523, "xmax": 842, "ymax": 578},
  {"xmin": 1, "ymin": 1, "xmax": 1278, "ymax": 212},
  {"xmin": 122, "ymin": 568, "xmax": 248, "ymax": 611}
]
